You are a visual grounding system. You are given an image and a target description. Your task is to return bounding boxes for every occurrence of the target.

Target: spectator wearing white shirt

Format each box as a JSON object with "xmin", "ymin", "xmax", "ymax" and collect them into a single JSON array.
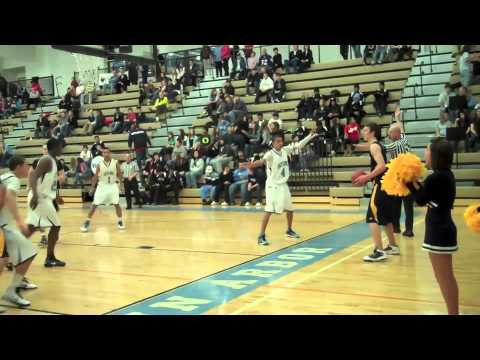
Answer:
[
  {"xmin": 79, "ymin": 145, "xmax": 92, "ymax": 163},
  {"xmin": 268, "ymin": 112, "xmax": 283, "ymax": 129},
  {"xmin": 255, "ymin": 72, "xmax": 274, "ymax": 104}
]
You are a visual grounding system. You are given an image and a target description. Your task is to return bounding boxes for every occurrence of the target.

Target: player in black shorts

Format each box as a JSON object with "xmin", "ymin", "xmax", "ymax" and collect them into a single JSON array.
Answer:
[
  {"xmin": 407, "ymin": 139, "xmax": 458, "ymax": 315},
  {"xmin": 353, "ymin": 123, "xmax": 399, "ymax": 262}
]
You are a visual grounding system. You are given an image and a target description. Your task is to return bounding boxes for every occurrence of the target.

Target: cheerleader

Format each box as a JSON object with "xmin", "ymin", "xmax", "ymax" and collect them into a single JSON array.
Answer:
[{"xmin": 407, "ymin": 138, "xmax": 458, "ymax": 315}]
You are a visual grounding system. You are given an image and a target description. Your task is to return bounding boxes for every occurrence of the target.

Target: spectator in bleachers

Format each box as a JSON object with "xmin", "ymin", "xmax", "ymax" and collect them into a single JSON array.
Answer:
[
  {"xmin": 201, "ymin": 45, "xmax": 213, "ymax": 78},
  {"xmin": 56, "ymin": 110, "xmax": 70, "ymax": 138},
  {"xmin": 387, "ymin": 45, "xmax": 402, "ymax": 62},
  {"xmin": 153, "ymin": 91, "xmax": 169, "ymax": 122},
  {"xmin": 246, "ymin": 167, "xmax": 264, "ymax": 207},
  {"xmin": 435, "ymin": 109, "xmax": 452, "ymax": 139},
  {"xmin": 313, "ymin": 95, "xmax": 328, "ymax": 124},
  {"xmin": 344, "ymin": 117, "xmax": 360, "ymax": 156},
  {"xmin": 294, "ymin": 119, "xmax": 308, "ymax": 141},
  {"xmin": 91, "ymin": 136, "xmax": 105, "ymax": 158},
  {"xmin": 452, "ymin": 110, "xmax": 469, "ymax": 152},
  {"xmin": 272, "ymin": 72, "xmax": 286, "ymax": 103},
  {"xmin": 373, "ymin": 45, "xmax": 387, "ymax": 65},
  {"xmin": 373, "ymin": 81, "xmax": 389, "ymax": 116},
  {"xmin": 221, "ymin": 45, "xmax": 232, "ymax": 77},
  {"xmin": 328, "ymin": 118, "xmax": 345, "ymax": 155},
  {"xmin": 212, "ymin": 45, "xmax": 223, "ymax": 78},
  {"xmin": 303, "ymin": 45, "xmax": 313, "ymax": 69},
  {"xmin": 73, "ymin": 158, "xmax": 91, "ymax": 186},
  {"xmin": 210, "ymin": 137, "xmax": 235, "ymax": 173},
  {"xmin": 111, "ymin": 107, "xmax": 125, "ymax": 134},
  {"xmin": 224, "ymin": 95, "xmax": 234, "ymax": 115},
  {"xmin": 36, "ymin": 113, "xmax": 50, "ymax": 138},
  {"xmin": 139, "ymin": 84, "xmax": 147, "ymax": 105},
  {"xmin": 272, "ymin": 47, "xmax": 283, "ymax": 72},
  {"xmin": 28, "ymin": 77, "xmax": 43, "ymax": 110},
  {"xmin": 146, "ymin": 83, "xmax": 158, "ymax": 104},
  {"xmin": 233, "ymin": 114, "xmax": 251, "ymax": 156},
  {"xmin": 247, "ymin": 51, "xmax": 258, "ymax": 72},
  {"xmin": 345, "ymin": 83, "xmax": 365, "ymax": 118},
  {"xmin": 268, "ymin": 112, "xmax": 283, "ymax": 129},
  {"xmin": 178, "ymin": 129, "xmax": 188, "ymax": 147},
  {"xmin": 467, "ymin": 104, "xmax": 480, "ymax": 152},
  {"xmin": 79, "ymin": 144, "xmax": 92, "ymax": 163},
  {"xmin": 204, "ymin": 88, "xmax": 219, "ymax": 118},
  {"xmin": 173, "ymin": 154, "xmax": 189, "ymax": 186},
  {"xmin": 246, "ymin": 68, "xmax": 260, "ymax": 96},
  {"xmin": 326, "ymin": 97, "xmax": 342, "ymax": 128},
  {"xmin": 228, "ymin": 96, "xmax": 247, "ymax": 123},
  {"xmin": 116, "ymin": 72, "xmax": 130, "ymax": 93},
  {"xmin": 185, "ymin": 59, "xmax": 199, "ymax": 87},
  {"xmin": 296, "ymin": 93, "xmax": 315, "ymax": 121},
  {"xmin": 67, "ymin": 109, "xmax": 77, "ymax": 135},
  {"xmin": 255, "ymin": 72, "xmax": 274, "ymax": 104},
  {"xmin": 290, "ymin": 135, "xmax": 308, "ymax": 171},
  {"xmin": 258, "ymin": 48, "xmax": 273, "ymax": 72},
  {"xmin": 288, "ymin": 45, "xmax": 305, "ymax": 74},
  {"xmin": 228, "ymin": 158, "xmax": 249, "ymax": 206},
  {"xmin": 224, "ymin": 80, "xmax": 235, "ymax": 96},
  {"xmin": 217, "ymin": 113, "xmax": 230, "ymax": 137},
  {"xmin": 230, "ymin": 50, "xmax": 247, "ymax": 80},
  {"xmin": 128, "ymin": 123, "xmax": 151, "ymax": 171},
  {"xmin": 350, "ymin": 45, "xmax": 362, "ymax": 59},
  {"xmin": 458, "ymin": 85, "xmax": 478, "ymax": 111},
  {"xmin": 363, "ymin": 45, "xmax": 376, "ymax": 65},
  {"xmin": 83, "ymin": 109, "xmax": 103, "ymax": 136},
  {"xmin": 200, "ymin": 165, "xmax": 219, "ymax": 205},
  {"xmin": 124, "ymin": 108, "xmax": 137, "ymax": 132},
  {"xmin": 185, "ymin": 128, "xmax": 198, "ymax": 150},
  {"xmin": 185, "ymin": 150, "xmax": 205, "ymax": 188},
  {"xmin": 243, "ymin": 45, "xmax": 254, "ymax": 59},
  {"xmin": 170, "ymin": 139, "xmax": 188, "ymax": 166},
  {"xmin": 211, "ymin": 164, "xmax": 233, "ymax": 206}
]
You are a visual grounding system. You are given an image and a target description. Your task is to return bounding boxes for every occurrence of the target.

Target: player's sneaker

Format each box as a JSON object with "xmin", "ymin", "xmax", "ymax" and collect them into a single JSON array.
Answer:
[
  {"xmin": 244, "ymin": 202, "xmax": 251, "ymax": 207},
  {"xmin": 402, "ymin": 231, "xmax": 414, "ymax": 238},
  {"xmin": 258, "ymin": 234, "xmax": 270, "ymax": 246},
  {"xmin": 118, "ymin": 220, "xmax": 126, "ymax": 230},
  {"xmin": 255, "ymin": 202, "xmax": 262, "ymax": 208},
  {"xmin": 221, "ymin": 201, "xmax": 228, "ymax": 206},
  {"xmin": 363, "ymin": 249, "xmax": 387, "ymax": 262},
  {"xmin": 210, "ymin": 201, "xmax": 218, "ymax": 206},
  {"xmin": 2, "ymin": 290, "xmax": 31, "ymax": 307},
  {"xmin": 17, "ymin": 278, "xmax": 38, "ymax": 290},
  {"xmin": 286, "ymin": 229, "xmax": 300, "ymax": 239},
  {"xmin": 44, "ymin": 258, "xmax": 66, "ymax": 267},
  {"xmin": 383, "ymin": 245, "xmax": 400, "ymax": 255},
  {"xmin": 39, "ymin": 235, "xmax": 47, "ymax": 247},
  {"xmin": 80, "ymin": 220, "xmax": 91, "ymax": 232}
]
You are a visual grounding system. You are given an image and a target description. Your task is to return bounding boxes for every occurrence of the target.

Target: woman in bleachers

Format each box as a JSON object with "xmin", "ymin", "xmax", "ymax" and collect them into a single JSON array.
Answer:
[
  {"xmin": 221, "ymin": 45, "xmax": 232, "ymax": 77},
  {"xmin": 303, "ymin": 45, "xmax": 314, "ymax": 69},
  {"xmin": 28, "ymin": 77, "xmax": 43, "ymax": 110},
  {"xmin": 247, "ymin": 51, "xmax": 258, "ymax": 72},
  {"xmin": 326, "ymin": 97, "xmax": 342, "ymax": 129},
  {"xmin": 112, "ymin": 107, "xmax": 125, "ymax": 134},
  {"xmin": 363, "ymin": 45, "xmax": 376, "ymax": 65},
  {"xmin": 466, "ymin": 104, "xmax": 480, "ymax": 152},
  {"xmin": 73, "ymin": 158, "xmax": 92, "ymax": 187},
  {"xmin": 296, "ymin": 92, "xmax": 315, "ymax": 121},
  {"xmin": 185, "ymin": 150, "xmax": 205, "ymax": 188}
]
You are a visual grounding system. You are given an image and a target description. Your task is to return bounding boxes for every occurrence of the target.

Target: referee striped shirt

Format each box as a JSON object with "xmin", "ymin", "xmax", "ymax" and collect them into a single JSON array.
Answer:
[
  {"xmin": 121, "ymin": 161, "xmax": 139, "ymax": 180},
  {"xmin": 384, "ymin": 133, "xmax": 410, "ymax": 159}
]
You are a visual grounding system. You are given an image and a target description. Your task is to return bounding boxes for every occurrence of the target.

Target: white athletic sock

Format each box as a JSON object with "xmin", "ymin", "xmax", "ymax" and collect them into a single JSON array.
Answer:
[
  {"xmin": 117, "ymin": 218, "xmax": 122, "ymax": 223},
  {"xmin": 7, "ymin": 272, "xmax": 23, "ymax": 293}
]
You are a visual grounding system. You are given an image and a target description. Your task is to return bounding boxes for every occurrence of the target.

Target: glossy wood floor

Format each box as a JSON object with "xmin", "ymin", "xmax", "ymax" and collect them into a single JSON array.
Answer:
[{"xmin": 1, "ymin": 204, "xmax": 479, "ymax": 315}]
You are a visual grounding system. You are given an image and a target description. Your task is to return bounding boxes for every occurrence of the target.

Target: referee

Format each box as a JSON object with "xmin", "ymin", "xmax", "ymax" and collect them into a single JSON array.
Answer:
[
  {"xmin": 385, "ymin": 120, "xmax": 414, "ymax": 237},
  {"xmin": 121, "ymin": 153, "xmax": 142, "ymax": 210}
]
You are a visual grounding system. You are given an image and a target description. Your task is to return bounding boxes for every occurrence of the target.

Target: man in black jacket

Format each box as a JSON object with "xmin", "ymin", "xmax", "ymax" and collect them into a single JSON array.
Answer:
[
  {"xmin": 258, "ymin": 48, "xmax": 273, "ymax": 72},
  {"xmin": 373, "ymin": 81, "xmax": 389, "ymax": 116},
  {"xmin": 272, "ymin": 48, "xmax": 283, "ymax": 72},
  {"xmin": 246, "ymin": 68, "xmax": 260, "ymax": 96},
  {"xmin": 224, "ymin": 79, "xmax": 235, "ymax": 96},
  {"xmin": 128, "ymin": 123, "xmax": 152, "ymax": 172},
  {"xmin": 272, "ymin": 73, "xmax": 287, "ymax": 103},
  {"xmin": 288, "ymin": 45, "xmax": 305, "ymax": 74}
]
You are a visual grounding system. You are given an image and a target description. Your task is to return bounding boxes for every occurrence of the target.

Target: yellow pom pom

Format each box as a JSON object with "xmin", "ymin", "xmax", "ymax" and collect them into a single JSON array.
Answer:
[
  {"xmin": 382, "ymin": 153, "xmax": 427, "ymax": 196},
  {"xmin": 464, "ymin": 204, "xmax": 480, "ymax": 234}
]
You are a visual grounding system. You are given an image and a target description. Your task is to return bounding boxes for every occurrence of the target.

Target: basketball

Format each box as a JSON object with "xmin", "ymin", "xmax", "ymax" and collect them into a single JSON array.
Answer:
[{"xmin": 351, "ymin": 170, "xmax": 367, "ymax": 185}]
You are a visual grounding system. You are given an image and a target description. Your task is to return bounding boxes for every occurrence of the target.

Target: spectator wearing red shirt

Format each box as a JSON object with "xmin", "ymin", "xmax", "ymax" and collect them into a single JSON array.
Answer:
[
  {"xmin": 221, "ymin": 45, "xmax": 232, "ymax": 77},
  {"xmin": 28, "ymin": 77, "xmax": 43, "ymax": 109},
  {"xmin": 124, "ymin": 107, "xmax": 137, "ymax": 132},
  {"xmin": 344, "ymin": 118, "xmax": 360, "ymax": 156},
  {"xmin": 243, "ymin": 45, "xmax": 254, "ymax": 59}
]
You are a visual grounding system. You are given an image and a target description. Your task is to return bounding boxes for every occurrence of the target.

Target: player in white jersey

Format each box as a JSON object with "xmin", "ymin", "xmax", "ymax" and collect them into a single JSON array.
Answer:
[
  {"xmin": 27, "ymin": 138, "xmax": 66, "ymax": 267},
  {"xmin": 245, "ymin": 131, "xmax": 318, "ymax": 245},
  {"xmin": 0, "ymin": 156, "xmax": 39, "ymax": 308},
  {"xmin": 81, "ymin": 147, "xmax": 125, "ymax": 232}
]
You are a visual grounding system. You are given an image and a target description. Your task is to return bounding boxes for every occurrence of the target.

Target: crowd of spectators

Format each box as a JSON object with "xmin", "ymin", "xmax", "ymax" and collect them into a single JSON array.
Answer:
[{"xmin": 339, "ymin": 45, "xmax": 416, "ymax": 65}]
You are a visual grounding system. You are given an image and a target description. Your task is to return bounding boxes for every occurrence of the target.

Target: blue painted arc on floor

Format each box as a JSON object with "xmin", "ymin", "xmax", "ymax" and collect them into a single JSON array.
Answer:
[{"xmin": 109, "ymin": 221, "xmax": 372, "ymax": 315}]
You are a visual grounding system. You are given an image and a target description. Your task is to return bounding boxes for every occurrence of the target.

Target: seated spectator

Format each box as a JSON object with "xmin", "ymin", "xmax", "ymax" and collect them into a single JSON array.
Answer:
[
  {"xmin": 91, "ymin": 136, "xmax": 106, "ymax": 158},
  {"xmin": 313, "ymin": 95, "xmax": 329, "ymax": 123},
  {"xmin": 159, "ymin": 165, "xmax": 182, "ymax": 205},
  {"xmin": 224, "ymin": 79, "xmax": 235, "ymax": 96},
  {"xmin": 228, "ymin": 96, "xmax": 247, "ymax": 123},
  {"xmin": 28, "ymin": 77, "xmax": 43, "ymax": 109},
  {"xmin": 246, "ymin": 166, "xmax": 265, "ymax": 207},
  {"xmin": 258, "ymin": 48, "xmax": 273, "ymax": 72},
  {"xmin": 178, "ymin": 129, "xmax": 188, "ymax": 147},
  {"xmin": 302, "ymin": 45, "xmax": 313, "ymax": 69},
  {"xmin": 272, "ymin": 47, "xmax": 283, "ymax": 72},
  {"xmin": 124, "ymin": 107, "xmax": 137, "ymax": 132},
  {"xmin": 293, "ymin": 119, "xmax": 308, "ymax": 140},
  {"xmin": 73, "ymin": 158, "xmax": 91, "ymax": 186},
  {"xmin": 363, "ymin": 45, "xmax": 376, "ymax": 65},
  {"xmin": 56, "ymin": 111, "xmax": 70, "ymax": 139},
  {"xmin": 453, "ymin": 110, "xmax": 469, "ymax": 152},
  {"xmin": 326, "ymin": 97, "xmax": 342, "ymax": 128},
  {"xmin": 230, "ymin": 50, "xmax": 247, "ymax": 80},
  {"xmin": 85, "ymin": 109, "xmax": 104, "ymax": 135},
  {"xmin": 185, "ymin": 59, "xmax": 199, "ymax": 87},
  {"xmin": 290, "ymin": 135, "xmax": 308, "ymax": 171},
  {"xmin": 211, "ymin": 164, "xmax": 234, "ymax": 206},
  {"xmin": 228, "ymin": 161, "xmax": 249, "ymax": 206},
  {"xmin": 387, "ymin": 45, "xmax": 402, "ymax": 62},
  {"xmin": 272, "ymin": 72, "xmax": 287, "ymax": 103},
  {"xmin": 166, "ymin": 131, "xmax": 176, "ymax": 153},
  {"xmin": 185, "ymin": 128, "xmax": 199, "ymax": 150},
  {"xmin": 224, "ymin": 95, "xmax": 234, "ymax": 115},
  {"xmin": 268, "ymin": 112, "xmax": 283, "ymax": 129},
  {"xmin": 185, "ymin": 150, "xmax": 205, "ymax": 188},
  {"xmin": 203, "ymin": 89, "xmax": 219, "ymax": 118},
  {"xmin": 467, "ymin": 104, "xmax": 480, "ymax": 152},
  {"xmin": 328, "ymin": 118, "xmax": 345, "ymax": 155},
  {"xmin": 153, "ymin": 91, "xmax": 169, "ymax": 121},
  {"xmin": 112, "ymin": 107, "xmax": 125, "ymax": 134},
  {"xmin": 200, "ymin": 165, "xmax": 219, "ymax": 205},
  {"xmin": 135, "ymin": 106, "xmax": 148, "ymax": 124},
  {"xmin": 221, "ymin": 44, "xmax": 232, "ymax": 77},
  {"xmin": 458, "ymin": 85, "xmax": 478, "ymax": 112},
  {"xmin": 210, "ymin": 137, "xmax": 235, "ymax": 173},
  {"xmin": 217, "ymin": 113, "xmax": 231, "ymax": 138},
  {"xmin": 373, "ymin": 81, "xmax": 389, "ymax": 116},
  {"xmin": 38, "ymin": 113, "xmax": 51, "ymax": 138},
  {"xmin": 372, "ymin": 45, "xmax": 387, "ymax": 64},
  {"xmin": 246, "ymin": 68, "xmax": 260, "ymax": 96},
  {"xmin": 247, "ymin": 51, "xmax": 258, "ymax": 72},
  {"xmin": 79, "ymin": 144, "xmax": 92, "ymax": 163},
  {"xmin": 296, "ymin": 93, "xmax": 315, "ymax": 121},
  {"xmin": 344, "ymin": 117, "xmax": 360, "ymax": 156},
  {"xmin": 146, "ymin": 83, "xmax": 158, "ymax": 104},
  {"xmin": 116, "ymin": 72, "xmax": 130, "ymax": 93},
  {"xmin": 233, "ymin": 114, "xmax": 251, "ymax": 155},
  {"xmin": 435, "ymin": 109, "xmax": 452, "ymax": 138},
  {"xmin": 247, "ymin": 114, "xmax": 262, "ymax": 148},
  {"xmin": 255, "ymin": 72, "xmax": 274, "ymax": 104},
  {"xmin": 172, "ymin": 155, "xmax": 189, "ymax": 187},
  {"xmin": 170, "ymin": 139, "xmax": 188, "ymax": 167},
  {"xmin": 288, "ymin": 45, "xmax": 305, "ymax": 73}
]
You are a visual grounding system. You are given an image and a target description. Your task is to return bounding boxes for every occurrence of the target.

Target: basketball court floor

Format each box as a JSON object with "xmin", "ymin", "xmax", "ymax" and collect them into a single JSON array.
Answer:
[{"xmin": 0, "ymin": 204, "xmax": 479, "ymax": 315}]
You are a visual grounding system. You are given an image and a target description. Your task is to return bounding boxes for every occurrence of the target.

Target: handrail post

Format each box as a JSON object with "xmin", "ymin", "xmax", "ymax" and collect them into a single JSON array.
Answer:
[{"xmin": 317, "ymin": 45, "xmax": 321, "ymax": 63}]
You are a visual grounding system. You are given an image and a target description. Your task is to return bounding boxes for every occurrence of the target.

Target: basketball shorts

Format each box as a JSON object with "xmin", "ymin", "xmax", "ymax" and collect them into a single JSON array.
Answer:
[
  {"xmin": 94, "ymin": 184, "xmax": 120, "ymax": 206},
  {"xmin": 27, "ymin": 194, "xmax": 61, "ymax": 228},
  {"xmin": 3, "ymin": 228, "xmax": 38, "ymax": 266},
  {"xmin": 366, "ymin": 182, "xmax": 395, "ymax": 226},
  {"xmin": 265, "ymin": 183, "xmax": 294, "ymax": 214}
]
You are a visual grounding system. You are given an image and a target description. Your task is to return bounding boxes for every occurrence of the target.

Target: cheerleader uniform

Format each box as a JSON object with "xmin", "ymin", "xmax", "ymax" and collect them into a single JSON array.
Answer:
[
  {"xmin": 366, "ymin": 141, "xmax": 395, "ymax": 225},
  {"xmin": 408, "ymin": 169, "xmax": 457, "ymax": 254}
]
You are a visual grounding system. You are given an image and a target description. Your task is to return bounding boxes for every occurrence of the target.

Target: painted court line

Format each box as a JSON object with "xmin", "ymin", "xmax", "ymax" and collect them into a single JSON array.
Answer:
[{"xmin": 108, "ymin": 220, "xmax": 371, "ymax": 315}]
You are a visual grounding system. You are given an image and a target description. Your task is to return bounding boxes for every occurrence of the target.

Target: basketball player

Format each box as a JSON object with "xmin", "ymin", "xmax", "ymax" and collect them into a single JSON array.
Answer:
[
  {"xmin": 81, "ymin": 147, "xmax": 125, "ymax": 232},
  {"xmin": 1, "ymin": 156, "xmax": 39, "ymax": 307},
  {"xmin": 27, "ymin": 138, "xmax": 66, "ymax": 267},
  {"xmin": 353, "ymin": 123, "xmax": 399, "ymax": 262},
  {"xmin": 245, "ymin": 131, "xmax": 318, "ymax": 246},
  {"xmin": 31, "ymin": 145, "xmax": 49, "ymax": 247}
]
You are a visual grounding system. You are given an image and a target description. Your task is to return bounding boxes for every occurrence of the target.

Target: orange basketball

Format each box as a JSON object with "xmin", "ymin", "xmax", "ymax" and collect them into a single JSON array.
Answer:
[{"xmin": 351, "ymin": 170, "xmax": 367, "ymax": 185}]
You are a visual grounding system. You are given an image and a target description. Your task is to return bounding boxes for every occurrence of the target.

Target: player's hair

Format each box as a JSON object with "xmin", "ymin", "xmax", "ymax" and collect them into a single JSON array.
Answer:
[
  {"xmin": 8, "ymin": 155, "xmax": 25, "ymax": 171},
  {"xmin": 271, "ymin": 132, "xmax": 284, "ymax": 142},
  {"xmin": 364, "ymin": 122, "xmax": 382, "ymax": 140},
  {"xmin": 47, "ymin": 138, "xmax": 63, "ymax": 151},
  {"xmin": 429, "ymin": 138, "xmax": 453, "ymax": 170},
  {"xmin": 102, "ymin": 146, "xmax": 111, "ymax": 152}
]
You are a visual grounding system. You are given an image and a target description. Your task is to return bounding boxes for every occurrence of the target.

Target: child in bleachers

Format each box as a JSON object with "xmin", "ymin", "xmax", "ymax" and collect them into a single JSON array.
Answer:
[
  {"xmin": 124, "ymin": 108, "xmax": 137, "ymax": 132},
  {"xmin": 200, "ymin": 165, "xmax": 219, "ymax": 205},
  {"xmin": 211, "ymin": 164, "xmax": 234, "ymax": 206}
]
